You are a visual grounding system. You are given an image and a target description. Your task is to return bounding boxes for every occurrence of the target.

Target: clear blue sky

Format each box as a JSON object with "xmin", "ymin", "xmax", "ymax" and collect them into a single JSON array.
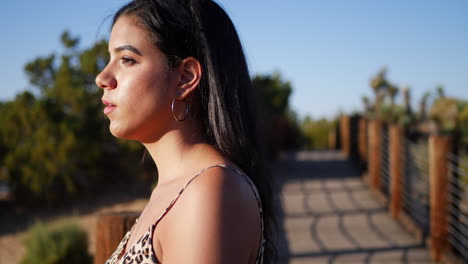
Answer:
[{"xmin": 2, "ymin": 0, "xmax": 468, "ymax": 119}]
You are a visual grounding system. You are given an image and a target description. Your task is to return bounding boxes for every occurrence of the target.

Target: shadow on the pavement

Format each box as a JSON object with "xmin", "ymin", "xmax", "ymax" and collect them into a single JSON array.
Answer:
[{"xmin": 273, "ymin": 150, "xmax": 428, "ymax": 264}]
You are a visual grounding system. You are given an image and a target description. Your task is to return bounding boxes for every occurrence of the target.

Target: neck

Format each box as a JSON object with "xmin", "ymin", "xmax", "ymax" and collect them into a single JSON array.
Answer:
[{"xmin": 142, "ymin": 121, "xmax": 219, "ymax": 185}]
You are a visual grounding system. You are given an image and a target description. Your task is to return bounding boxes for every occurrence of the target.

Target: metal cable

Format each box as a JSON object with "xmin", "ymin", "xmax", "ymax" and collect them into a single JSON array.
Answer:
[
  {"xmin": 380, "ymin": 127, "xmax": 390, "ymax": 195},
  {"xmin": 401, "ymin": 135, "xmax": 430, "ymax": 233},
  {"xmin": 446, "ymin": 152, "xmax": 468, "ymax": 261}
]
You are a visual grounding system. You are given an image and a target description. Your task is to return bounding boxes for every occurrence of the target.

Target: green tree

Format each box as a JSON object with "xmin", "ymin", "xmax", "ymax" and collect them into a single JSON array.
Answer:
[
  {"xmin": 302, "ymin": 117, "xmax": 332, "ymax": 150},
  {"xmin": 363, "ymin": 68, "xmax": 416, "ymax": 126},
  {"xmin": 252, "ymin": 72, "xmax": 292, "ymax": 116},
  {"xmin": 402, "ymin": 86, "xmax": 412, "ymax": 115},
  {"xmin": 419, "ymin": 91, "xmax": 431, "ymax": 121},
  {"xmin": 362, "ymin": 95, "xmax": 370, "ymax": 113},
  {"xmin": 387, "ymin": 83, "xmax": 399, "ymax": 108},
  {"xmin": 251, "ymin": 72, "xmax": 301, "ymax": 156},
  {"xmin": 0, "ymin": 31, "xmax": 148, "ymax": 206},
  {"xmin": 436, "ymin": 85, "xmax": 445, "ymax": 99},
  {"xmin": 368, "ymin": 67, "xmax": 390, "ymax": 119}
]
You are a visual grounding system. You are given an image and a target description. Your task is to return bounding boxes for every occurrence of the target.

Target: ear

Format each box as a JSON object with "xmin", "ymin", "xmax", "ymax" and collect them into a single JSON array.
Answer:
[{"xmin": 175, "ymin": 57, "xmax": 202, "ymax": 100}]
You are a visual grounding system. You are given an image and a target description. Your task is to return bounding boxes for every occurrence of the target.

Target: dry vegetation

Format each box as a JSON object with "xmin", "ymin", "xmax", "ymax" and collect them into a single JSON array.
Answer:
[{"xmin": 0, "ymin": 195, "xmax": 148, "ymax": 264}]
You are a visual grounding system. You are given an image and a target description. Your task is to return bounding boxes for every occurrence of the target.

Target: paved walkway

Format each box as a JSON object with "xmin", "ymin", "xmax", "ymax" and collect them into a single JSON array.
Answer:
[{"xmin": 275, "ymin": 151, "xmax": 436, "ymax": 264}]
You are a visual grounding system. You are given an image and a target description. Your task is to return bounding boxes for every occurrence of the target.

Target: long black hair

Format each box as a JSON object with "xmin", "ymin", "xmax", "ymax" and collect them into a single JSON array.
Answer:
[{"xmin": 113, "ymin": 0, "xmax": 276, "ymax": 261}]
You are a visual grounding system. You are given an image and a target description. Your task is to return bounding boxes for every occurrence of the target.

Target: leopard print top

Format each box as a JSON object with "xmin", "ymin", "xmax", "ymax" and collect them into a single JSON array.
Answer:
[{"xmin": 104, "ymin": 164, "xmax": 265, "ymax": 264}]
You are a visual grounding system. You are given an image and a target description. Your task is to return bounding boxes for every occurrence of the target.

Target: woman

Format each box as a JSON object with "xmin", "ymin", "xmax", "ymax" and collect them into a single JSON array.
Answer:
[{"xmin": 96, "ymin": 0, "xmax": 275, "ymax": 263}]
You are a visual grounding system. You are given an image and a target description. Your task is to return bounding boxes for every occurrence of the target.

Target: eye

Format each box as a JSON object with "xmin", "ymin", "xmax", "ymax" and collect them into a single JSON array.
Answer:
[{"xmin": 120, "ymin": 56, "xmax": 137, "ymax": 65}]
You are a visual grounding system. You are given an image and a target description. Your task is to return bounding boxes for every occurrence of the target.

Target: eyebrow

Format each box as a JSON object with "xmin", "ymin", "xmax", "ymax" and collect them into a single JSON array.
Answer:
[{"xmin": 114, "ymin": 45, "xmax": 142, "ymax": 56}]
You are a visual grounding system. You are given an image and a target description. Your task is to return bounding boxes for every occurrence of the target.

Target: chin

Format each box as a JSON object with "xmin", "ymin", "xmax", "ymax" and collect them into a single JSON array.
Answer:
[
  {"xmin": 108, "ymin": 117, "xmax": 168, "ymax": 143},
  {"xmin": 109, "ymin": 123, "xmax": 131, "ymax": 140},
  {"xmin": 110, "ymin": 124, "xmax": 149, "ymax": 143},
  {"xmin": 109, "ymin": 128, "xmax": 125, "ymax": 139}
]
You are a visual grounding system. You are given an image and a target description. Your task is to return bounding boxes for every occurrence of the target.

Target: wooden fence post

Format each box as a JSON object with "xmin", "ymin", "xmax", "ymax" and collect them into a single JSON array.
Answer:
[
  {"xmin": 368, "ymin": 120, "xmax": 382, "ymax": 189},
  {"xmin": 358, "ymin": 118, "xmax": 368, "ymax": 164},
  {"xmin": 94, "ymin": 212, "xmax": 139, "ymax": 264},
  {"xmin": 389, "ymin": 125, "xmax": 404, "ymax": 219},
  {"xmin": 340, "ymin": 115, "xmax": 351, "ymax": 158},
  {"xmin": 429, "ymin": 134, "xmax": 452, "ymax": 262}
]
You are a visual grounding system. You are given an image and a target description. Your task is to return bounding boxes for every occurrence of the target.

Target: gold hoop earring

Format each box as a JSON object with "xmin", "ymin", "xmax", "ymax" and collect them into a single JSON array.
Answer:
[{"xmin": 171, "ymin": 97, "xmax": 189, "ymax": 122}]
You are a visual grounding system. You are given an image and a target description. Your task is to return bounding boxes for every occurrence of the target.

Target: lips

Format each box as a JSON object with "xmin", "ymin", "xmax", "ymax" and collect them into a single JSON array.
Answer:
[{"xmin": 102, "ymin": 98, "xmax": 117, "ymax": 115}]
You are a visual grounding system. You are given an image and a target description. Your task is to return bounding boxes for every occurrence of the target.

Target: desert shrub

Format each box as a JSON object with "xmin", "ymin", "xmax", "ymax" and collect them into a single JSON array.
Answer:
[
  {"xmin": 302, "ymin": 117, "xmax": 333, "ymax": 150},
  {"xmin": 458, "ymin": 105, "xmax": 468, "ymax": 152},
  {"xmin": 429, "ymin": 97, "xmax": 460, "ymax": 132},
  {"xmin": 21, "ymin": 220, "xmax": 92, "ymax": 264}
]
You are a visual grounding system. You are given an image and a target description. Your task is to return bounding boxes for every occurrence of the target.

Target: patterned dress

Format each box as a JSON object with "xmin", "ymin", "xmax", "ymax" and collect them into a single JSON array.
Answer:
[{"xmin": 104, "ymin": 164, "xmax": 265, "ymax": 264}]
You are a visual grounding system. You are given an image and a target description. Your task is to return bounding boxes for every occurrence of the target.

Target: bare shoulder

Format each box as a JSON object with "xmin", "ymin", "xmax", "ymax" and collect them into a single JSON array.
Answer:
[
  {"xmin": 159, "ymin": 166, "xmax": 262, "ymax": 263},
  {"xmin": 177, "ymin": 165, "xmax": 261, "ymax": 229},
  {"xmin": 186, "ymin": 166, "xmax": 257, "ymax": 203}
]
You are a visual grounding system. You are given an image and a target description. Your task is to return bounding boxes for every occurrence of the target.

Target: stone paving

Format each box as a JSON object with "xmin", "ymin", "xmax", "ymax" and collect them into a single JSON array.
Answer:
[{"xmin": 274, "ymin": 151, "xmax": 436, "ymax": 264}]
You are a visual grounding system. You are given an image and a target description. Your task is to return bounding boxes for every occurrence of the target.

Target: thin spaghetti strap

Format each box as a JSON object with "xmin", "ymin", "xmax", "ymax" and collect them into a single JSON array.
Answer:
[
  {"xmin": 152, "ymin": 164, "xmax": 230, "ymax": 227},
  {"xmin": 151, "ymin": 164, "xmax": 265, "ymax": 264},
  {"xmin": 218, "ymin": 165, "xmax": 265, "ymax": 264}
]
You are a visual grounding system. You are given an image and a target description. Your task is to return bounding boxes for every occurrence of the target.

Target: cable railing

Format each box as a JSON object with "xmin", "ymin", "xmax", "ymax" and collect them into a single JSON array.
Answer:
[
  {"xmin": 359, "ymin": 119, "xmax": 368, "ymax": 171},
  {"xmin": 339, "ymin": 115, "xmax": 467, "ymax": 262},
  {"xmin": 380, "ymin": 125, "xmax": 390, "ymax": 196},
  {"xmin": 402, "ymin": 135, "xmax": 430, "ymax": 236},
  {"xmin": 447, "ymin": 152, "xmax": 468, "ymax": 261}
]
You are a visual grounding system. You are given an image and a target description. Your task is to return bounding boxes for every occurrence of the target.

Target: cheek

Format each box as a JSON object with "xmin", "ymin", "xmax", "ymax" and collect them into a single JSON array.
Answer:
[
  {"xmin": 118, "ymin": 72, "xmax": 173, "ymax": 132},
  {"xmin": 110, "ymin": 92, "xmax": 170, "ymax": 140},
  {"xmin": 121, "ymin": 68, "xmax": 171, "ymax": 108},
  {"xmin": 123, "ymin": 84, "xmax": 167, "ymax": 120},
  {"xmin": 108, "ymin": 63, "xmax": 177, "ymax": 140}
]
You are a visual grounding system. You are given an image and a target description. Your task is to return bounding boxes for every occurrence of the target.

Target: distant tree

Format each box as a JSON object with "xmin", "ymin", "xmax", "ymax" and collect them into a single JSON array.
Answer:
[
  {"xmin": 370, "ymin": 67, "xmax": 388, "ymax": 93},
  {"xmin": 252, "ymin": 72, "xmax": 292, "ymax": 116},
  {"xmin": 0, "ymin": 31, "xmax": 149, "ymax": 206},
  {"xmin": 60, "ymin": 30, "xmax": 80, "ymax": 49},
  {"xmin": 302, "ymin": 117, "xmax": 332, "ymax": 150},
  {"xmin": 369, "ymin": 67, "xmax": 390, "ymax": 119},
  {"xmin": 251, "ymin": 72, "xmax": 301, "ymax": 156},
  {"xmin": 387, "ymin": 83, "xmax": 399, "ymax": 108},
  {"xmin": 429, "ymin": 97, "xmax": 468, "ymax": 133},
  {"xmin": 458, "ymin": 105, "xmax": 468, "ymax": 152},
  {"xmin": 402, "ymin": 86, "xmax": 412, "ymax": 115},
  {"xmin": 364, "ymin": 68, "xmax": 419, "ymax": 125},
  {"xmin": 436, "ymin": 85, "xmax": 445, "ymax": 99},
  {"xmin": 419, "ymin": 91, "xmax": 431, "ymax": 121},
  {"xmin": 362, "ymin": 95, "xmax": 370, "ymax": 113},
  {"xmin": 24, "ymin": 54, "xmax": 56, "ymax": 91}
]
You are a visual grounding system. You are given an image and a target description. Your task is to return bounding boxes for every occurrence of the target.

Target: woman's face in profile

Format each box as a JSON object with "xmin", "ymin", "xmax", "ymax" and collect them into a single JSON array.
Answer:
[{"xmin": 96, "ymin": 15, "xmax": 178, "ymax": 142}]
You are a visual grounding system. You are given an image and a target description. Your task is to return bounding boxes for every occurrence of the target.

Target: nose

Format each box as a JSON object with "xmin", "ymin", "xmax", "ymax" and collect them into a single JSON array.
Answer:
[{"xmin": 95, "ymin": 67, "xmax": 117, "ymax": 90}]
